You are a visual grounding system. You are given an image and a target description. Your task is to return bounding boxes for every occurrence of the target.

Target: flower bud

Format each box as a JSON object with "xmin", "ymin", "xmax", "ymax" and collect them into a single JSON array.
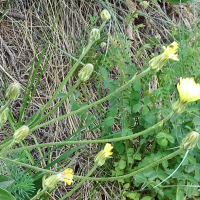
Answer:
[
  {"xmin": 0, "ymin": 107, "xmax": 9, "ymax": 124},
  {"xmin": 95, "ymin": 143, "xmax": 113, "ymax": 166},
  {"xmin": 140, "ymin": 1, "xmax": 149, "ymax": 9},
  {"xmin": 6, "ymin": 82, "xmax": 20, "ymax": 100},
  {"xmin": 180, "ymin": 131, "xmax": 199, "ymax": 150},
  {"xmin": 45, "ymin": 175, "xmax": 60, "ymax": 189},
  {"xmin": 101, "ymin": 42, "xmax": 107, "ymax": 48},
  {"xmin": 172, "ymin": 100, "xmax": 186, "ymax": 114},
  {"xmin": 100, "ymin": 10, "xmax": 111, "ymax": 21},
  {"xmin": 13, "ymin": 126, "xmax": 29, "ymax": 143},
  {"xmin": 89, "ymin": 28, "xmax": 100, "ymax": 42},
  {"xmin": 155, "ymin": 34, "xmax": 161, "ymax": 41},
  {"xmin": 78, "ymin": 63, "xmax": 94, "ymax": 82}
]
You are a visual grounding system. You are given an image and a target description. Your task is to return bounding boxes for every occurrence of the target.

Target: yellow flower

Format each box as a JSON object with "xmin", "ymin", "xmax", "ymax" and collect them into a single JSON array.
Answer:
[
  {"xmin": 45, "ymin": 168, "xmax": 73, "ymax": 189},
  {"xmin": 95, "ymin": 143, "xmax": 113, "ymax": 166},
  {"xmin": 177, "ymin": 77, "xmax": 200, "ymax": 103},
  {"xmin": 149, "ymin": 41, "xmax": 179, "ymax": 71},
  {"xmin": 163, "ymin": 41, "xmax": 179, "ymax": 61},
  {"xmin": 57, "ymin": 168, "xmax": 74, "ymax": 186}
]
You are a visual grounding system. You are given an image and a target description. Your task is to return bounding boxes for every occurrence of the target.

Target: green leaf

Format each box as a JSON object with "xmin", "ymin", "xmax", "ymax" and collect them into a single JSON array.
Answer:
[
  {"xmin": 56, "ymin": 93, "xmax": 66, "ymax": 98},
  {"xmin": 119, "ymin": 159, "xmax": 126, "ymax": 170},
  {"xmin": 125, "ymin": 192, "xmax": 140, "ymax": 200},
  {"xmin": 114, "ymin": 142, "xmax": 125, "ymax": 154},
  {"xmin": 123, "ymin": 183, "xmax": 130, "ymax": 189},
  {"xmin": 127, "ymin": 148, "xmax": 134, "ymax": 156},
  {"xmin": 141, "ymin": 196, "xmax": 152, "ymax": 200},
  {"xmin": 25, "ymin": 108, "xmax": 42, "ymax": 127},
  {"xmin": 0, "ymin": 188, "xmax": 15, "ymax": 200},
  {"xmin": 104, "ymin": 117, "xmax": 114, "ymax": 126},
  {"xmin": 0, "ymin": 175, "xmax": 14, "ymax": 190},
  {"xmin": 156, "ymin": 132, "xmax": 175, "ymax": 143},
  {"xmin": 133, "ymin": 80, "xmax": 142, "ymax": 91},
  {"xmin": 162, "ymin": 160, "xmax": 168, "ymax": 168},
  {"xmin": 134, "ymin": 153, "xmax": 142, "ymax": 160},
  {"xmin": 132, "ymin": 103, "xmax": 142, "ymax": 113}
]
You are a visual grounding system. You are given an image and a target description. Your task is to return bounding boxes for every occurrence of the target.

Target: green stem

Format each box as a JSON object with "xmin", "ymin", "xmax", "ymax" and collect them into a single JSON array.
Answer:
[
  {"xmin": 30, "ymin": 187, "xmax": 48, "ymax": 200},
  {"xmin": 32, "ymin": 79, "xmax": 81, "ymax": 127},
  {"xmin": 0, "ymin": 148, "xmax": 184, "ymax": 182},
  {"xmin": 99, "ymin": 20, "xmax": 107, "ymax": 32},
  {"xmin": 59, "ymin": 164, "xmax": 98, "ymax": 199},
  {"xmin": 0, "ymin": 139, "xmax": 15, "ymax": 157},
  {"xmin": 0, "ymin": 100, "xmax": 11, "ymax": 114},
  {"xmin": 42, "ymin": 42, "xmax": 93, "ymax": 112},
  {"xmin": 0, "ymin": 157, "xmax": 56, "ymax": 174},
  {"xmin": 8, "ymin": 111, "xmax": 174, "ymax": 155},
  {"xmin": 74, "ymin": 148, "xmax": 184, "ymax": 181},
  {"xmin": 30, "ymin": 68, "xmax": 152, "ymax": 132}
]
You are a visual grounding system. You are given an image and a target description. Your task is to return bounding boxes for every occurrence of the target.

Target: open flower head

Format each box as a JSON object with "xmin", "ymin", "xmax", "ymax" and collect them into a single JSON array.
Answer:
[
  {"xmin": 177, "ymin": 77, "xmax": 200, "ymax": 104},
  {"xmin": 149, "ymin": 41, "xmax": 179, "ymax": 71},
  {"xmin": 57, "ymin": 168, "xmax": 73, "ymax": 186},
  {"xmin": 163, "ymin": 41, "xmax": 179, "ymax": 61},
  {"xmin": 95, "ymin": 143, "xmax": 113, "ymax": 166},
  {"xmin": 45, "ymin": 168, "xmax": 73, "ymax": 189}
]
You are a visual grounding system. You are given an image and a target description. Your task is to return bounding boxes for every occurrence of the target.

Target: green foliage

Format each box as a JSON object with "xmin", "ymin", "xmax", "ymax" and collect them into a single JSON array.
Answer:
[{"xmin": 0, "ymin": 153, "xmax": 35, "ymax": 200}]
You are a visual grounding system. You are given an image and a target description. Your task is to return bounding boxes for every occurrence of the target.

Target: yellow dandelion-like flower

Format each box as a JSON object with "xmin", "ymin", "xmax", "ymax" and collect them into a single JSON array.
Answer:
[
  {"xmin": 95, "ymin": 143, "xmax": 113, "ymax": 166},
  {"xmin": 45, "ymin": 168, "xmax": 74, "ymax": 189},
  {"xmin": 57, "ymin": 168, "xmax": 74, "ymax": 186},
  {"xmin": 103, "ymin": 143, "xmax": 113, "ymax": 158},
  {"xmin": 163, "ymin": 41, "xmax": 179, "ymax": 61},
  {"xmin": 149, "ymin": 41, "xmax": 179, "ymax": 71},
  {"xmin": 177, "ymin": 77, "xmax": 200, "ymax": 103}
]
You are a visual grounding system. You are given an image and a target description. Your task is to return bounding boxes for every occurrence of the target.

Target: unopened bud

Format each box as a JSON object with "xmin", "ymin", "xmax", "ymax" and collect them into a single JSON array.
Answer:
[
  {"xmin": 101, "ymin": 10, "xmax": 111, "ymax": 21},
  {"xmin": 6, "ymin": 82, "xmax": 20, "ymax": 100},
  {"xmin": 45, "ymin": 175, "xmax": 59, "ymax": 189},
  {"xmin": 78, "ymin": 63, "xmax": 94, "ymax": 82},
  {"xmin": 155, "ymin": 34, "xmax": 161, "ymax": 41},
  {"xmin": 180, "ymin": 131, "xmax": 199, "ymax": 150},
  {"xmin": 101, "ymin": 42, "xmax": 107, "ymax": 48},
  {"xmin": 140, "ymin": 1, "xmax": 149, "ymax": 9},
  {"xmin": 0, "ymin": 107, "xmax": 9, "ymax": 124},
  {"xmin": 13, "ymin": 126, "xmax": 29, "ymax": 142},
  {"xmin": 89, "ymin": 28, "xmax": 100, "ymax": 42}
]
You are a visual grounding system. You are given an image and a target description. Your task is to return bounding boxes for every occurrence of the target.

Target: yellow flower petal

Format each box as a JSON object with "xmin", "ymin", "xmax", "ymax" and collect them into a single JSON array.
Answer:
[
  {"xmin": 57, "ymin": 168, "xmax": 74, "ymax": 186},
  {"xmin": 177, "ymin": 77, "xmax": 200, "ymax": 103}
]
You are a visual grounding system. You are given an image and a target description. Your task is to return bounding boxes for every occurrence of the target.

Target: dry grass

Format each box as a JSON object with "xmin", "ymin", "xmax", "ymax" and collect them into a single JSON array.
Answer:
[{"xmin": 0, "ymin": 0, "xmax": 198, "ymax": 199}]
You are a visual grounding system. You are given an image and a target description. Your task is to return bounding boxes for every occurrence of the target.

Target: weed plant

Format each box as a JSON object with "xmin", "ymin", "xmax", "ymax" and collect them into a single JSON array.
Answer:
[{"xmin": 0, "ymin": 1, "xmax": 200, "ymax": 200}]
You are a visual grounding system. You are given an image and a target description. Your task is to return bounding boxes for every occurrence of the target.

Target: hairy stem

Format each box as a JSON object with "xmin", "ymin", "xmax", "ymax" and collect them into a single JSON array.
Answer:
[
  {"xmin": 7, "ymin": 111, "xmax": 174, "ymax": 154},
  {"xmin": 30, "ymin": 187, "xmax": 48, "ymax": 200},
  {"xmin": 30, "ymin": 68, "xmax": 151, "ymax": 132}
]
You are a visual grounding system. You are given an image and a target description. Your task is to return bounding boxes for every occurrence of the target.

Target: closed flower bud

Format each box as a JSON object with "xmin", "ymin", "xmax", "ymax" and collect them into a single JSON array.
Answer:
[
  {"xmin": 6, "ymin": 82, "xmax": 20, "ymax": 100},
  {"xmin": 89, "ymin": 28, "xmax": 100, "ymax": 42},
  {"xmin": 155, "ymin": 34, "xmax": 161, "ymax": 41},
  {"xmin": 140, "ymin": 1, "xmax": 149, "ymax": 9},
  {"xmin": 95, "ymin": 143, "xmax": 113, "ymax": 166},
  {"xmin": 180, "ymin": 131, "xmax": 199, "ymax": 150},
  {"xmin": 13, "ymin": 126, "xmax": 29, "ymax": 143},
  {"xmin": 0, "ymin": 107, "xmax": 9, "ymax": 124},
  {"xmin": 78, "ymin": 63, "xmax": 94, "ymax": 82},
  {"xmin": 100, "ymin": 9, "xmax": 111, "ymax": 21},
  {"xmin": 101, "ymin": 42, "xmax": 107, "ymax": 48},
  {"xmin": 149, "ymin": 41, "xmax": 179, "ymax": 72}
]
